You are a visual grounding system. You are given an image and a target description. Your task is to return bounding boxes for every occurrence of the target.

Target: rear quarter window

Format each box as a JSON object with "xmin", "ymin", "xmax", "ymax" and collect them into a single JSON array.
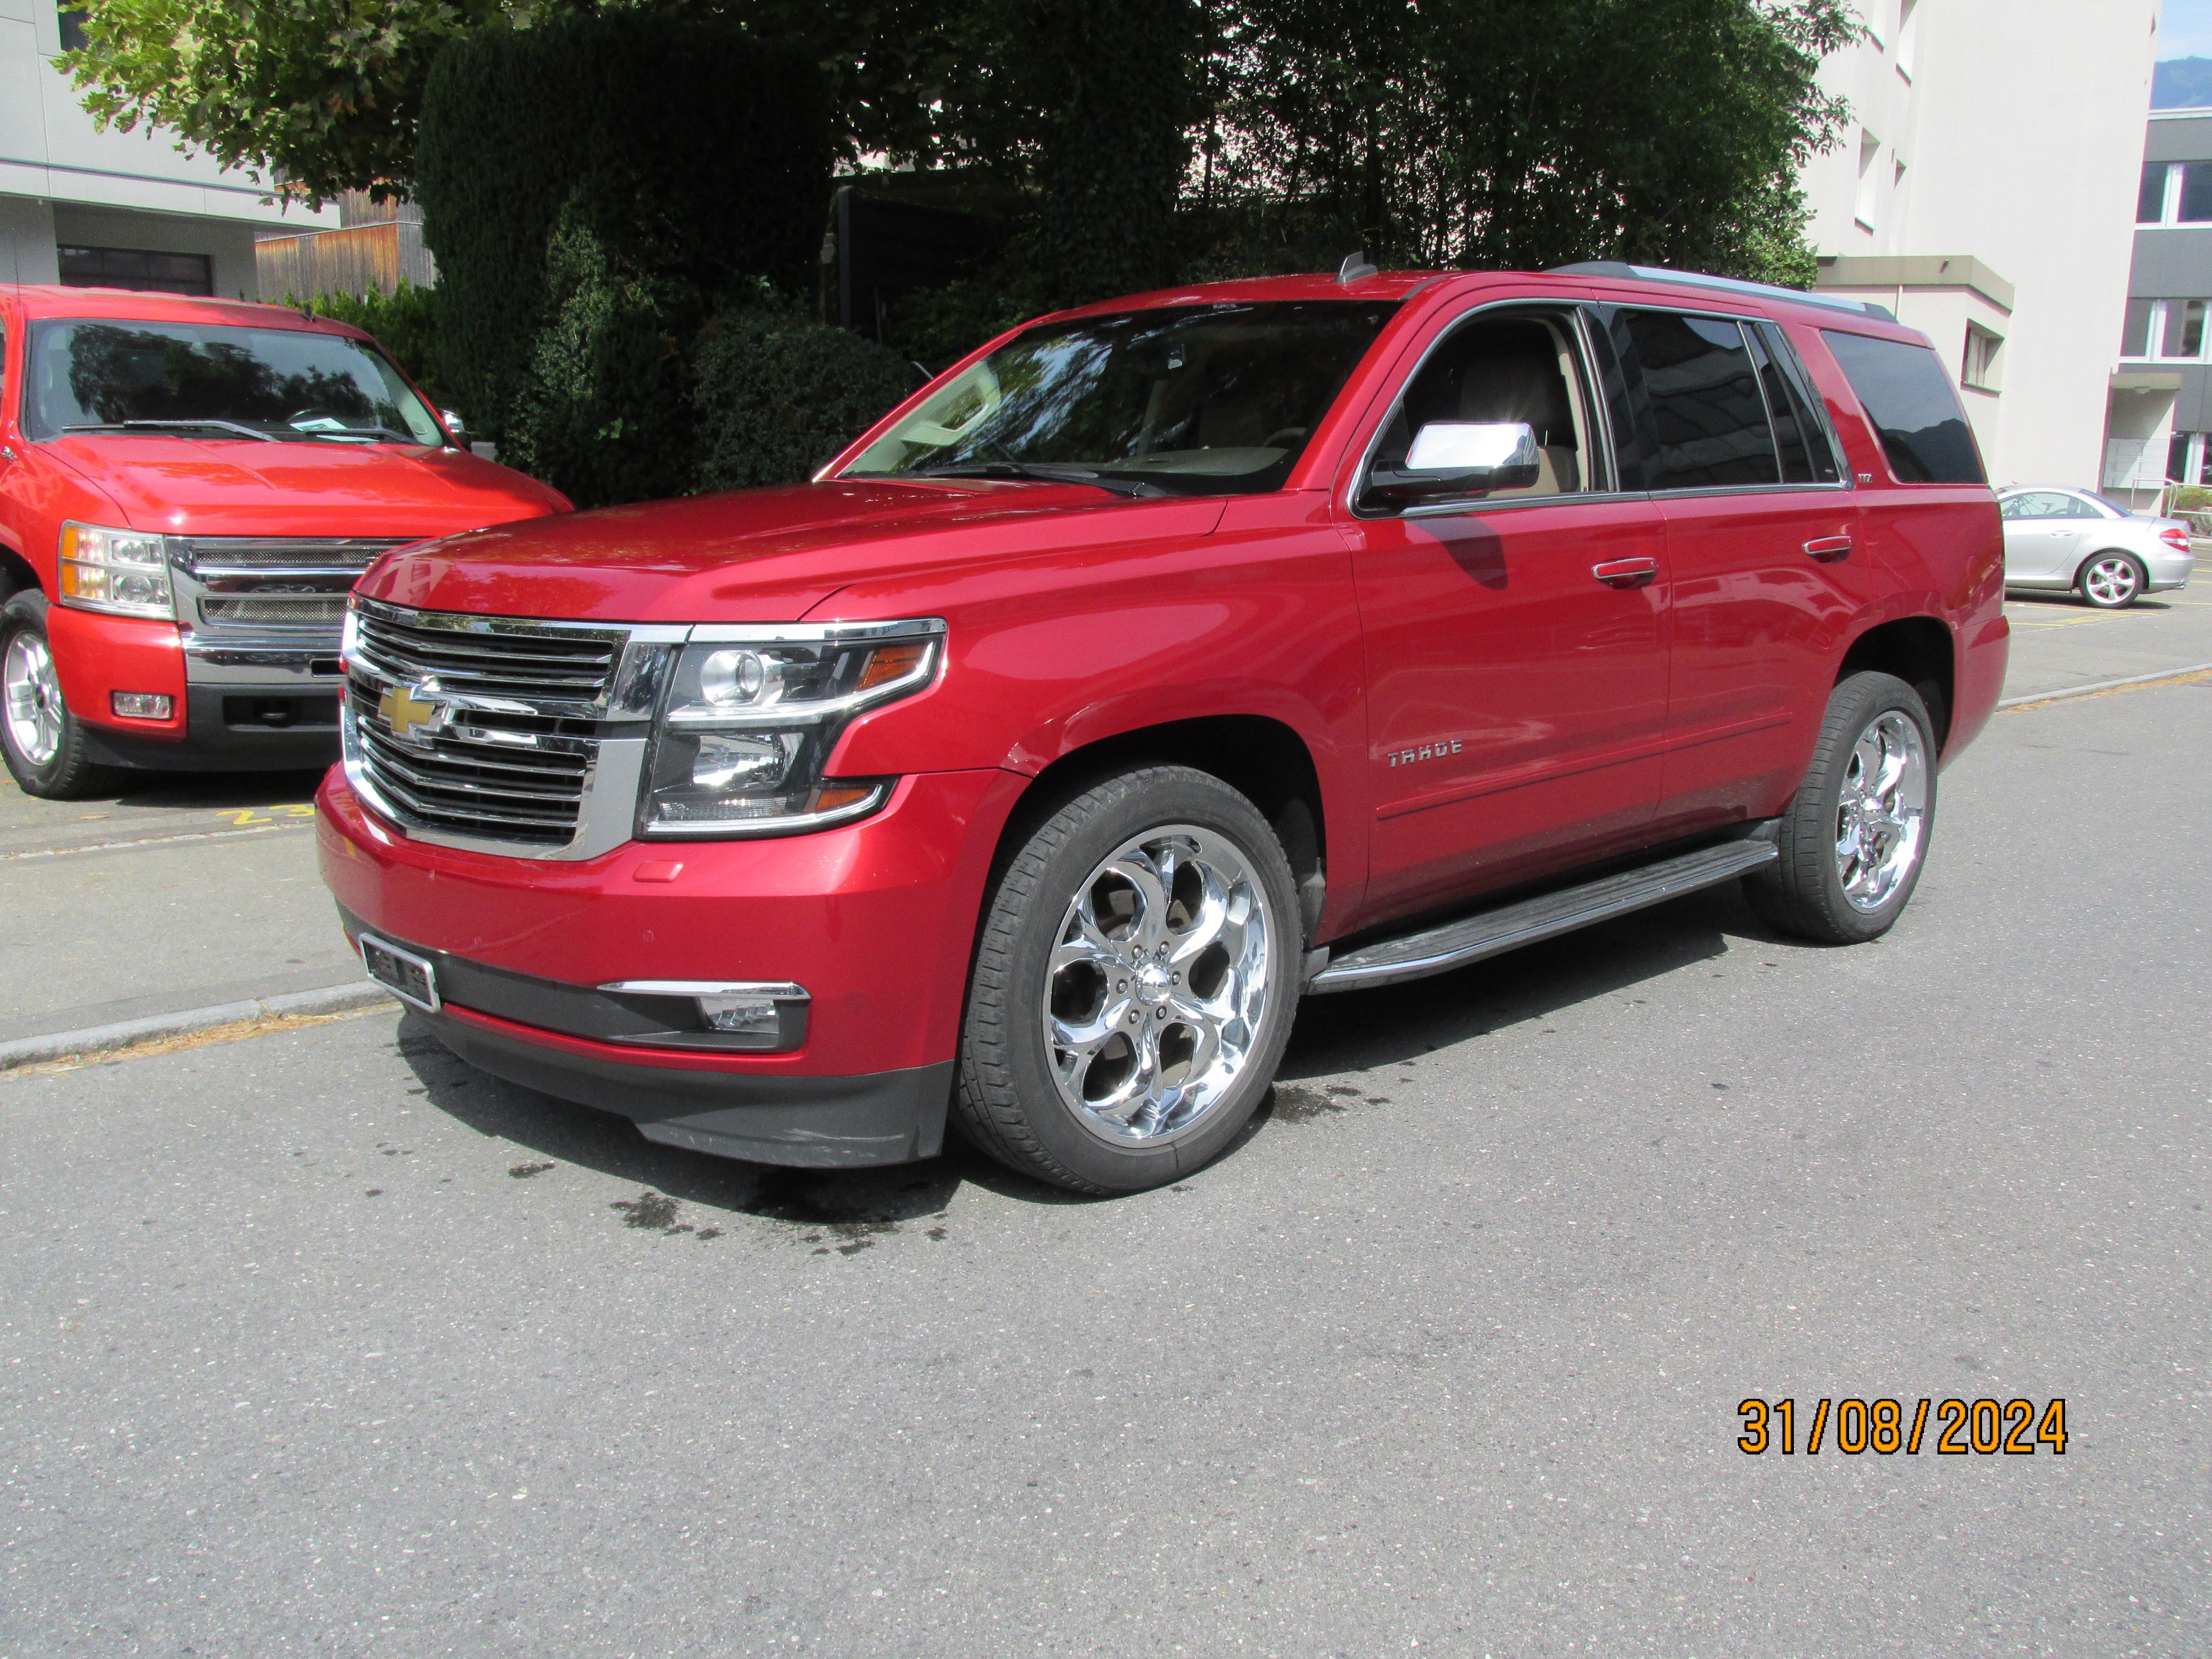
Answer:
[{"xmin": 1820, "ymin": 330, "xmax": 1985, "ymax": 485}]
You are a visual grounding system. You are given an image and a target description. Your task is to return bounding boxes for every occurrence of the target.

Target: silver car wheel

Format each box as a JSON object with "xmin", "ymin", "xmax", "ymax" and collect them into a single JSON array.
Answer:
[
  {"xmin": 1833, "ymin": 710, "xmax": 1928, "ymax": 913},
  {"xmin": 2081, "ymin": 553, "xmax": 2141, "ymax": 607},
  {"xmin": 3, "ymin": 630, "xmax": 65, "ymax": 768},
  {"xmin": 1042, "ymin": 823, "xmax": 1274, "ymax": 1146}
]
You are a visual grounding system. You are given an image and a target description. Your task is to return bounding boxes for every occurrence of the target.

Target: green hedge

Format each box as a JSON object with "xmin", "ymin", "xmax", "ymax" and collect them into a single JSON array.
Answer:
[
  {"xmin": 415, "ymin": 13, "xmax": 832, "ymax": 505},
  {"xmin": 692, "ymin": 311, "xmax": 921, "ymax": 493}
]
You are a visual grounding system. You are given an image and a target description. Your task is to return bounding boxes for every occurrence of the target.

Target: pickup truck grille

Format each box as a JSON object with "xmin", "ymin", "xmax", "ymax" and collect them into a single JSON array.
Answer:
[{"xmin": 342, "ymin": 597, "xmax": 673, "ymax": 859}]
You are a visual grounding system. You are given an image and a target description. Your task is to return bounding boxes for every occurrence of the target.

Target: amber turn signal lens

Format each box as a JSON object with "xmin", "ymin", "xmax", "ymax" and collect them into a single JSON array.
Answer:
[
  {"xmin": 812, "ymin": 785, "xmax": 876, "ymax": 812},
  {"xmin": 854, "ymin": 643, "xmax": 927, "ymax": 692}
]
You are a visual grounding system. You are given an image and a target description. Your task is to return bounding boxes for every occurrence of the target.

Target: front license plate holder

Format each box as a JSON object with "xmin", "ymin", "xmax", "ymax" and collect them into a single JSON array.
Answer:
[{"xmin": 360, "ymin": 933, "xmax": 440, "ymax": 1013}]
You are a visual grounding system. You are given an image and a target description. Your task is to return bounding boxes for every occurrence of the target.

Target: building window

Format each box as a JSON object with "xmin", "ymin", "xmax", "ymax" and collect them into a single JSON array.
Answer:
[
  {"xmin": 2165, "ymin": 298, "xmax": 2208, "ymax": 359},
  {"xmin": 1897, "ymin": 0, "xmax": 1920, "ymax": 79},
  {"xmin": 55, "ymin": 3, "xmax": 87, "ymax": 52},
  {"xmin": 56, "ymin": 245, "xmax": 214, "ymax": 296},
  {"xmin": 1854, "ymin": 131, "xmax": 1881, "ymax": 230},
  {"xmin": 2140, "ymin": 163, "xmax": 2169, "ymax": 223},
  {"xmin": 1961, "ymin": 325, "xmax": 2002, "ymax": 392}
]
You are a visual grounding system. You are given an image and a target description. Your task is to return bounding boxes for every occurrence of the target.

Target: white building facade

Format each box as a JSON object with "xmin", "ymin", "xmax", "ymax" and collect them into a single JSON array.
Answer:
[
  {"xmin": 1798, "ymin": 0, "xmax": 2161, "ymax": 488},
  {"xmin": 1, "ymin": 0, "xmax": 330, "ymax": 296}
]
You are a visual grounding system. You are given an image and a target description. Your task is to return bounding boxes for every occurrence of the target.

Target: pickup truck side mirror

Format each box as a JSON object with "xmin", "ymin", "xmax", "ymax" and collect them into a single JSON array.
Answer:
[
  {"xmin": 441, "ymin": 409, "xmax": 467, "ymax": 443},
  {"xmin": 1365, "ymin": 421, "xmax": 1541, "ymax": 507}
]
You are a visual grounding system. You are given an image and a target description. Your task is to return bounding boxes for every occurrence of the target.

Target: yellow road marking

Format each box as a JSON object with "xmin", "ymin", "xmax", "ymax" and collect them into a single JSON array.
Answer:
[{"xmin": 2, "ymin": 1000, "xmax": 394, "ymax": 1080}]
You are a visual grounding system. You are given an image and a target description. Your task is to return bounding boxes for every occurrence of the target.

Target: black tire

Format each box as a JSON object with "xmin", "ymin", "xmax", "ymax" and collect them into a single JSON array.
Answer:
[
  {"xmin": 0, "ymin": 592, "xmax": 120, "ymax": 800},
  {"xmin": 2076, "ymin": 550, "xmax": 2146, "ymax": 610},
  {"xmin": 1746, "ymin": 671, "xmax": 1936, "ymax": 945},
  {"xmin": 954, "ymin": 765, "xmax": 1303, "ymax": 1195}
]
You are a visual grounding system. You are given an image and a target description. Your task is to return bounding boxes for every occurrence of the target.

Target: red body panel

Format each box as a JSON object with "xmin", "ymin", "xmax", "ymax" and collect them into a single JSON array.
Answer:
[
  {"xmin": 0, "ymin": 284, "xmax": 569, "ymax": 754},
  {"xmin": 313, "ymin": 265, "xmax": 2010, "ymax": 1112}
]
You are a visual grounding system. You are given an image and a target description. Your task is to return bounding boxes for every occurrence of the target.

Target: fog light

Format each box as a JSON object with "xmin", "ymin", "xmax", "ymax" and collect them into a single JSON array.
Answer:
[
  {"xmin": 111, "ymin": 691, "xmax": 173, "ymax": 719},
  {"xmin": 697, "ymin": 994, "xmax": 780, "ymax": 1036},
  {"xmin": 598, "ymin": 978, "xmax": 811, "ymax": 1052}
]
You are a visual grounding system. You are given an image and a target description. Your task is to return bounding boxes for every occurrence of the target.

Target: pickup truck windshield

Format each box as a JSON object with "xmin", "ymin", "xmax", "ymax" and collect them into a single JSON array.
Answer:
[
  {"xmin": 844, "ymin": 300, "xmax": 1398, "ymax": 497},
  {"xmin": 22, "ymin": 318, "xmax": 445, "ymax": 445}
]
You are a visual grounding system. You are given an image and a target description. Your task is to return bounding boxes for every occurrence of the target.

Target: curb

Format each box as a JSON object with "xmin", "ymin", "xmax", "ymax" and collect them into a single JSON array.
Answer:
[
  {"xmin": 0, "ymin": 982, "xmax": 397, "ymax": 1073},
  {"xmin": 1997, "ymin": 662, "xmax": 2212, "ymax": 712}
]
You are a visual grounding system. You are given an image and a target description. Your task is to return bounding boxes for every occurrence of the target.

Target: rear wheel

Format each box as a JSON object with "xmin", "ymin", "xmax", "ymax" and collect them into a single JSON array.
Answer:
[
  {"xmin": 954, "ymin": 766, "xmax": 1301, "ymax": 1194},
  {"xmin": 1747, "ymin": 671, "xmax": 1935, "ymax": 945},
  {"xmin": 2077, "ymin": 551, "xmax": 2145, "ymax": 609},
  {"xmin": 1, "ymin": 593, "xmax": 118, "ymax": 800}
]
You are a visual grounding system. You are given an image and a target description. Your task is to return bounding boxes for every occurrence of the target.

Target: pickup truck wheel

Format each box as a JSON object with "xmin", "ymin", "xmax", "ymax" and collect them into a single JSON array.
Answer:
[
  {"xmin": 955, "ymin": 766, "xmax": 1301, "ymax": 1194},
  {"xmin": 2077, "ymin": 551, "xmax": 2144, "ymax": 609},
  {"xmin": 1746, "ymin": 671, "xmax": 1935, "ymax": 945},
  {"xmin": 1, "ymin": 593, "xmax": 118, "ymax": 801}
]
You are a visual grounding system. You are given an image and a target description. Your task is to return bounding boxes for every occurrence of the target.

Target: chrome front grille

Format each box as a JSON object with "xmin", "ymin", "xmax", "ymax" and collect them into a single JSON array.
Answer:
[
  {"xmin": 352, "ymin": 604, "xmax": 621, "ymax": 703},
  {"xmin": 199, "ymin": 595, "xmax": 349, "ymax": 627},
  {"xmin": 342, "ymin": 597, "xmax": 685, "ymax": 859},
  {"xmin": 172, "ymin": 538, "xmax": 419, "ymax": 679}
]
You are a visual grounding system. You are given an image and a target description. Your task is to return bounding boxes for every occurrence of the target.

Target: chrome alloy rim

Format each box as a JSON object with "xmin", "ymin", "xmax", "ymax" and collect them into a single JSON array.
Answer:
[
  {"xmin": 2083, "ymin": 555, "xmax": 2140, "ymax": 606},
  {"xmin": 1042, "ymin": 824, "xmax": 1274, "ymax": 1146},
  {"xmin": 2, "ymin": 631, "xmax": 64, "ymax": 768},
  {"xmin": 1834, "ymin": 710, "xmax": 1928, "ymax": 913}
]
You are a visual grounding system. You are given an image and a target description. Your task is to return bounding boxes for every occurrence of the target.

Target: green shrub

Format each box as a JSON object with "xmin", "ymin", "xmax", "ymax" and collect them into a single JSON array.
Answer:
[
  {"xmin": 415, "ymin": 12, "xmax": 832, "ymax": 503},
  {"xmin": 692, "ymin": 311, "xmax": 921, "ymax": 493},
  {"xmin": 284, "ymin": 280, "xmax": 446, "ymax": 408}
]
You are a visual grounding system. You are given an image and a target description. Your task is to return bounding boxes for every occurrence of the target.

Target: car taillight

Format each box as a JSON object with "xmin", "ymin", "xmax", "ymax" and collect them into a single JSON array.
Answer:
[{"xmin": 2161, "ymin": 526, "xmax": 2191, "ymax": 552}]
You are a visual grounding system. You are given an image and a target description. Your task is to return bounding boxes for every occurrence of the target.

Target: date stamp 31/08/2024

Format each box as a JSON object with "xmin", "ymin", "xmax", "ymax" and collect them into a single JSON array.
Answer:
[{"xmin": 1737, "ymin": 1398, "xmax": 2068, "ymax": 1456}]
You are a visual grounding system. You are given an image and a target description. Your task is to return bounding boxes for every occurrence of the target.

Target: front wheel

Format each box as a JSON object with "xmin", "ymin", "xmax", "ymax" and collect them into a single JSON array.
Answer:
[
  {"xmin": 2077, "ymin": 551, "xmax": 2145, "ymax": 609},
  {"xmin": 1747, "ymin": 671, "xmax": 1936, "ymax": 945},
  {"xmin": 1, "ymin": 592, "xmax": 119, "ymax": 800},
  {"xmin": 954, "ymin": 766, "xmax": 1302, "ymax": 1194}
]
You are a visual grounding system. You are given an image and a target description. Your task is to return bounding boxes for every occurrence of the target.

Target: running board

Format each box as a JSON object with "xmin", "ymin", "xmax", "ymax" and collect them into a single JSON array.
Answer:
[{"xmin": 1305, "ymin": 837, "xmax": 1779, "ymax": 995}]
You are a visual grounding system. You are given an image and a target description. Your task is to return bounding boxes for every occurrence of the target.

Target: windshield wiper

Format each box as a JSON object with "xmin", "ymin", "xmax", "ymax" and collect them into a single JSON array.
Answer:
[
  {"xmin": 63, "ymin": 419, "xmax": 280, "ymax": 443},
  {"xmin": 911, "ymin": 461, "xmax": 1165, "ymax": 498}
]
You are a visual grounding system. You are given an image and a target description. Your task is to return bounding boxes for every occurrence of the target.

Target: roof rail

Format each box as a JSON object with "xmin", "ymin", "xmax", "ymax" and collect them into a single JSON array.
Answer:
[{"xmin": 1547, "ymin": 261, "xmax": 1897, "ymax": 323}]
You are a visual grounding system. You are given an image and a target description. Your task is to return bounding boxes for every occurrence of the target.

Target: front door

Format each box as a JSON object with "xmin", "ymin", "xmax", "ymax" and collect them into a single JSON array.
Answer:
[
  {"xmin": 2001, "ymin": 491, "xmax": 2094, "ymax": 585},
  {"xmin": 1340, "ymin": 306, "xmax": 1671, "ymax": 927}
]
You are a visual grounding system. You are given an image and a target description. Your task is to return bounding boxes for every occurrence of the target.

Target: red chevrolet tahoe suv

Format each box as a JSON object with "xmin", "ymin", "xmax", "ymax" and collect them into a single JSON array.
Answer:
[
  {"xmin": 0, "ymin": 286, "xmax": 569, "ymax": 797},
  {"xmin": 317, "ymin": 263, "xmax": 2007, "ymax": 1195}
]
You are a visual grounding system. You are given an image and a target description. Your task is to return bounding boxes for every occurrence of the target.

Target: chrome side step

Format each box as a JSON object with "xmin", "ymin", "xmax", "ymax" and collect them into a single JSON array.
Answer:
[{"xmin": 1305, "ymin": 837, "xmax": 1779, "ymax": 995}]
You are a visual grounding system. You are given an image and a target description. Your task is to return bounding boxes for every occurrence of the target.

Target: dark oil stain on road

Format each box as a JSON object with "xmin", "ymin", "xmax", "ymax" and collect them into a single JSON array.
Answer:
[
  {"xmin": 508, "ymin": 1162, "xmax": 555, "ymax": 1179},
  {"xmin": 612, "ymin": 1191, "xmax": 682, "ymax": 1230}
]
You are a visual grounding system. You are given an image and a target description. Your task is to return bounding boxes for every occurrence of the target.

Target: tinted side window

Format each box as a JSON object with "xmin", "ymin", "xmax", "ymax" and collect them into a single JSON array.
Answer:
[
  {"xmin": 1622, "ymin": 312, "xmax": 1778, "ymax": 490},
  {"xmin": 1751, "ymin": 324, "xmax": 1843, "ymax": 483},
  {"xmin": 1820, "ymin": 330, "xmax": 1985, "ymax": 484}
]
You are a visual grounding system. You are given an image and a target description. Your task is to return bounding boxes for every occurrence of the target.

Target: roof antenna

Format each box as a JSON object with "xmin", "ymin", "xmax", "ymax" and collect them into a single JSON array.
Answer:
[{"xmin": 1337, "ymin": 249, "xmax": 1378, "ymax": 283}]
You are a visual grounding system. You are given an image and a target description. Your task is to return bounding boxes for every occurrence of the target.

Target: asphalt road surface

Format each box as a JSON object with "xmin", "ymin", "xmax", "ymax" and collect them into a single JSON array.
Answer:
[{"xmin": 2, "ymin": 664, "xmax": 2207, "ymax": 1654}]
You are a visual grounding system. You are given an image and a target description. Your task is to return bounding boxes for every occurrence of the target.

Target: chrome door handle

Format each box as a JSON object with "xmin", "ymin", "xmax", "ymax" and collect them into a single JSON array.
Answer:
[
  {"xmin": 1804, "ymin": 536, "xmax": 1853, "ymax": 562},
  {"xmin": 1591, "ymin": 557, "xmax": 1659, "ymax": 588}
]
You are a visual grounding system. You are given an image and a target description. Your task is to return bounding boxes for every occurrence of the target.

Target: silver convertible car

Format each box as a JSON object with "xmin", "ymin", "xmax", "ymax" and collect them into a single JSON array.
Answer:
[{"xmin": 1998, "ymin": 486, "xmax": 2196, "ymax": 609}]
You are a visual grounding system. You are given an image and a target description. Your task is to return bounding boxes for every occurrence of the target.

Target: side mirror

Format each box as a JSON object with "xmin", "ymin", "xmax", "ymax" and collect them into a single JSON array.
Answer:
[
  {"xmin": 1366, "ymin": 421, "xmax": 1541, "ymax": 506},
  {"xmin": 441, "ymin": 409, "xmax": 467, "ymax": 442}
]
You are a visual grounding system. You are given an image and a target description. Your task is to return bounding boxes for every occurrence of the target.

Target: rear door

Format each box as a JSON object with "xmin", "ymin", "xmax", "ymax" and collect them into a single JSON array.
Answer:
[{"xmin": 1599, "ymin": 307, "xmax": 1863, "ymax": 830}]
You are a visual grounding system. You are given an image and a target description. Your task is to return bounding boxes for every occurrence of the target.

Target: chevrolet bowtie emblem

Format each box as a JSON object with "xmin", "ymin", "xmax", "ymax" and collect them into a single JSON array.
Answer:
[{"xmin": 377, "ymin": 683, "xmax": 446, "ymax": 744}]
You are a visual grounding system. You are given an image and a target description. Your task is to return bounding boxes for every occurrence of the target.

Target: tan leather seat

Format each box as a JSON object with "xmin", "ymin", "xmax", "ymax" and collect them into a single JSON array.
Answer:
[{"xmin": 1455, "ymin": 350, "xmax": 1580, "ymax": 497}]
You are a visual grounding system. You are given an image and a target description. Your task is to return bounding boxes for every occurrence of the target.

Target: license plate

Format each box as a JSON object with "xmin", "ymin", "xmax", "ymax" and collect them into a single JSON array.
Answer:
[{"xmin": 359, "ymin": 933, "xmax": 440, "ymax": 1012}]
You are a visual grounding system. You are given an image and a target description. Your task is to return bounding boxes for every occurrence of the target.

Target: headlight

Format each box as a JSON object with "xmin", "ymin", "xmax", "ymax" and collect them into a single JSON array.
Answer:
[
  {"xmin": 637, "ymin": 619, "xmax": 944, "ymax": 838},
  {"xmin": 57, "ymin": 523, "xmax": 173, "ymax": 620}
]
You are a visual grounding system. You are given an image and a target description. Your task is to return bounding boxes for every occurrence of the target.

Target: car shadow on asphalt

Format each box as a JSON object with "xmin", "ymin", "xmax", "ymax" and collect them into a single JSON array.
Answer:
[{"xmin": 391, "ymin": 879, "xmax": 1797, "ymax": 1219}]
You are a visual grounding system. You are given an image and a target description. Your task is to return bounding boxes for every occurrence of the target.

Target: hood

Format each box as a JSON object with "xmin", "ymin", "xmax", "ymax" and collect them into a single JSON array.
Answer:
[
  {"xmin": 45, "ymin": 435, "xmax": 571, "ymax": 537},
  {"xmin": 357, "ymin": 478, "xmax": 1231, "ymax": 623}
]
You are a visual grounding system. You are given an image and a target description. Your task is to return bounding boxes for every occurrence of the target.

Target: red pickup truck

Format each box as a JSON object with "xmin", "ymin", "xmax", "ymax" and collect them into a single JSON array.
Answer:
[
  {"xmin": 0, "ymin": 286, "xmax": 568, "ymax": 797},
  {"xmin": 318, "ymin": 263, "xmax": 2006, "ymax": 1194}
]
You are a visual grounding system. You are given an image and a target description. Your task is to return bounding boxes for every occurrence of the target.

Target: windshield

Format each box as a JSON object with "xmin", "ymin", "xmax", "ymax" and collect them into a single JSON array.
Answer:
[
  {"xmin": 22, "ymin": 318, "xmax": 445, "ymax": 445},
  {"xmin": 843, "ymin": 301, "xmax": 1398, "ymax": 497}
]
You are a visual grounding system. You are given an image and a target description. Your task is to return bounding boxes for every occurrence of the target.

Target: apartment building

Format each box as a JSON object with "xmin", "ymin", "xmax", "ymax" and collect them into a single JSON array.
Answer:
[
  {"xmin": 0, "ymin": 1, "xmax": 329, "ymax": 295},
  {"xmin": 1798, "ymin": 0, "xmax": 2160, "ymax": 487},
  {"xmin": 2106, "ymin": 107, "xmax": 2212, "ymax": 505}
]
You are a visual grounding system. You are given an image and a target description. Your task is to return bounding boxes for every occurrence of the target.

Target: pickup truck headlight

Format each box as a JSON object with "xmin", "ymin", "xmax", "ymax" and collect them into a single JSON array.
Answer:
[
  {"xmin": 637, "ymin": 620, "xmax": 945, "ymax": 838},
  {"xmin": 57, "ymin": 523, "xmax": 173, "ymax": 620}
]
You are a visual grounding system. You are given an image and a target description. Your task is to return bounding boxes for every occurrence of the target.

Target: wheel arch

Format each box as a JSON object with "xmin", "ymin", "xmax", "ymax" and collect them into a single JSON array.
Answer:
[
  {"xmin": 1836, "ymin": 615, "xmax": 1954, "ymax": 750},
  {"xmin": 0, "ymin": 542, "xmax": 38, "ymax": 605},
  {"xmin": 993, "ymin": 713, "xmax": 1330, "ymax": 947},
  {"xmin": 2073, "ymin": 544, "xmax": 2148, "ymax": 583}
]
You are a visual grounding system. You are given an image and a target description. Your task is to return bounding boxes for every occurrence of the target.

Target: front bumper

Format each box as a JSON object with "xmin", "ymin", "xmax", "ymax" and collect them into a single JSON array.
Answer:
[{"xmin": 318, "ymin": 764, "xmax": 1026, "ymax": 1167}]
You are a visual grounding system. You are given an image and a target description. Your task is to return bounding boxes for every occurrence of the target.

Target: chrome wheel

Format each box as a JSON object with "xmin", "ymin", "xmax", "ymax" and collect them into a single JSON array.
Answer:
[
  {"xmin": 1042, "ymin": 823, "xmax": 1274, "ymax": 1146},
  {"xmin": 3, "ymin": 630, "xmax": 64, "ymax": 768},
  {"xmin": 2081, "ymin": 553, "xmax": 2141, "ymax": 608},
  {"xmin": 1834, "ymin": 710, "xmax": 1928, "ymax": 913}
]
